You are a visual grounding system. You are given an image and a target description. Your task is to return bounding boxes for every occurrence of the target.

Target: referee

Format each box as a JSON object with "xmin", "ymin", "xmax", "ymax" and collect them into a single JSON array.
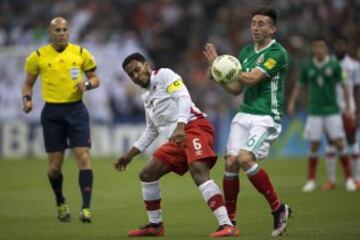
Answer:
[{"xmin": 22, "ymin": 17, "xmax": 100, "ymax": 223}]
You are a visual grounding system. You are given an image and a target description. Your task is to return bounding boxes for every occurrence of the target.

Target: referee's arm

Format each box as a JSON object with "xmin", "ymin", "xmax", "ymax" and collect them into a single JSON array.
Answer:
[
  {"xmin": 21, "ymin": 72, "xmax": 37, "ymax": 113},
  {"xmin": 76, "ymin": 69, "xmax": 100, "ymax": 92}
]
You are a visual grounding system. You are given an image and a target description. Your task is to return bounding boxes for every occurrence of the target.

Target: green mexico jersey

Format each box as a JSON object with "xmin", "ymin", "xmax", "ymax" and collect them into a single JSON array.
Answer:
[
  {"xmin": 238, "ymin": 40, "xmax": 288, "ymax": 122},
  {"xmin": 299, "ymin": 56, "xmax": 343, "ymax": 115}
]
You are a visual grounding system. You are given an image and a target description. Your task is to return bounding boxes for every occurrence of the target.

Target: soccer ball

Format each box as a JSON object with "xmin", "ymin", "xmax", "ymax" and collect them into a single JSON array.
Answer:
[{"xmin": 210, "ymin": 55, "xmax": 242, "ymax": 83}]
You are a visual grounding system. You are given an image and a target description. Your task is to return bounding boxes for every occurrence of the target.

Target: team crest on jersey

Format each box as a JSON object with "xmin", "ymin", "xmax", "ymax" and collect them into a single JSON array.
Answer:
[
  {"xmin": 70, "ymin": 67, "xmax": 80, "ymax": 80},
  {"xmin": 264, "ymin": 58, "xmax": 277, "ymax": 69},
  {"xmin": 325, "ymin": 67, "xmax": 333, "ymax": 76},
  {"xmin": 256, "ymin": 54, "xmax": 265, "ymax": 65}
]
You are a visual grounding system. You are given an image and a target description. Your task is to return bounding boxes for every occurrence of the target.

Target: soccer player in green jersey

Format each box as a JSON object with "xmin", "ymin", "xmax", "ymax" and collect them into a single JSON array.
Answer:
[
  {"xmin": 204, "ymin": 7, "xmax": 291, "ymax": 237},
  {"xmin": 287, "ymin": 37, "xmax": 356, "ymax": 192},
  {"xmin": 22, "ymin": 17, "xmax": 100, "ymax": 223}
]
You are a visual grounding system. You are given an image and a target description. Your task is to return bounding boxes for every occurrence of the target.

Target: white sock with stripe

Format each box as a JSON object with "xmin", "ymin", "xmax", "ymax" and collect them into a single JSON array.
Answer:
[{"xmin": 199, "ymin": 180, "xmax": 233, "ymax": 226}]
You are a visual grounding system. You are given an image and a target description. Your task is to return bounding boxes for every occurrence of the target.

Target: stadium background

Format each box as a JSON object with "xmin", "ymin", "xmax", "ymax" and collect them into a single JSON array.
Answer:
[
  {"xmin": 0, "ymin": 1, "xmax": 360, "ymax": 240},
  {"xmin": 1, "ymin": 0, "xmax": 360, "ymax": 157}
]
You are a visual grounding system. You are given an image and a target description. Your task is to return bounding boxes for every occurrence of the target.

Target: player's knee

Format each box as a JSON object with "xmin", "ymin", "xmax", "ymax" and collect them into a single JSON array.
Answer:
[
  {"xmin": 332, "ymin": 138, "xmax": 345, "ymax": 150},
  {"xmin": 189, "ymin": 161, "xmax": 210, "ymax": 186},
  {"xmin": 224, "ymin": 155, "xmax": 240, "ymax": 172},
  {"xmin": 310, "ymin": 141, "xmax": 320, "ymax": 152},
  {"xmin": 139, "ymin": 168, "xmax": 157, "ymax": 182},
  {"xmin": 74, "ymin": 151, "xmax": 91, "ymax": 169},
  {"xmin": 346, "ymin": 135, "xmax": 356, "ymax": 145},
  {"xmin": 237, "ymin": 151, "xmax": 255, "ymax": 170}
]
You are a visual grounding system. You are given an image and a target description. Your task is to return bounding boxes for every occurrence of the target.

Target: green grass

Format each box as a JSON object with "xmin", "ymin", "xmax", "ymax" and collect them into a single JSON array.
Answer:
[{"xmin": 0, "ymin": 157, "xmax": 359, "ymax": 240}]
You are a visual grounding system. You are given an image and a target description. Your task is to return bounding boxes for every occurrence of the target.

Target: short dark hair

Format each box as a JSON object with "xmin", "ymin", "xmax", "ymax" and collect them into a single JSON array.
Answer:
[
  {"xmin": 122, "ymin": 52, "xmax": 146, "ymax": 69},
  {"xmin": 311, "ymin": 36, "xmax": 328, "ymax": 45},
  {"xmin": 251, "ymin": 6, "xmax": 277, "ymax": 25}
]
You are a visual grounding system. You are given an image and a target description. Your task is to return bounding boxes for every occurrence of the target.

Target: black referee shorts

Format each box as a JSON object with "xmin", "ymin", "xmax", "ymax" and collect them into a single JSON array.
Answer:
[{"xmin": 40, "ymin": 101, "xmax": 91, "ymax": 152}]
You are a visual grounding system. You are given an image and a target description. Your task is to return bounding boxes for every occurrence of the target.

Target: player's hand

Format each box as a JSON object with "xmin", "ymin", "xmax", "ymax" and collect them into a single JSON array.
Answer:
[
  {"xmin": 203, "ymin": 43, "xmax": 218, "ymax": 65},
  {"xmin": 170, "ymin": 123, "xmax": 186, "ymax": 143},
  {"xmin": 114, "ymin": 156, "xmax": 133, "ymax": 171},
  {"xmin": 22, "ymin": 100, "xmax": 33, "ymax": 113},
  {"xmin": 287, "ymin": 102, "xmax": 295, "ymax": 116},
  {"xmin": 75, "ymin": 81, "xmax": 87, "ymax": 92}
]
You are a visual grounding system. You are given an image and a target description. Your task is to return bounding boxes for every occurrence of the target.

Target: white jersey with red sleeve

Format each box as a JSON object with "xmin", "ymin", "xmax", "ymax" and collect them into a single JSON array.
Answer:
[
  {"xmin": 133, "ymin": 68, "xmax": 206, "ymax": 152},
  {"xmin": 337, "ymin": 55, "xmax": 360, "ymax": 112}
]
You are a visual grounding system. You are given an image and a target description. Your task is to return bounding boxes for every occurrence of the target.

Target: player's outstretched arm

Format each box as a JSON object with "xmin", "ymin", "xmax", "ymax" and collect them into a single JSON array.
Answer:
[{"xmin": 114, "ymin": 147, "xmax": 141, "ymax": 171}]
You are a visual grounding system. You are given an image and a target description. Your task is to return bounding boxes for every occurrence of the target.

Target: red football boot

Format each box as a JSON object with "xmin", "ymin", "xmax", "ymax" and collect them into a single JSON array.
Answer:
[{"xmin": 128, "ymin": 223, "xmax": 164, "ymax": 237}]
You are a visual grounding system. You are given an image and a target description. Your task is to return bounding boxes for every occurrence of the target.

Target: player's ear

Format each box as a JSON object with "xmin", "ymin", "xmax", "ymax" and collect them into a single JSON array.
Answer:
[
  {"xmin": 144, "ymin": 62, "xmax": 151, "ymax": 71},
  {"xmin": 270, "ymin": 24, "xmax": 277, "ymax": 35}
]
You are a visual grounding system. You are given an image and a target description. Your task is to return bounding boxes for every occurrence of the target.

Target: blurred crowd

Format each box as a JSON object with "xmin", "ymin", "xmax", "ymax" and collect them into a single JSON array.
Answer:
[{"xmin": 1, "ymin": 0, "xmax": 359, "ymax": 123}]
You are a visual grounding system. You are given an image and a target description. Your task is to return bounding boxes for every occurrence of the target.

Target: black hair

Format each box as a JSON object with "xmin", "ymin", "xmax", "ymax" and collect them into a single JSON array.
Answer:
[
  {"xmin": 311, "ymin": 36, "xmax": 328, "ymax": 46},
  {"xmin": 251, "ymin": 6, "xmax": 277, "ymax": 25},
  {"xmin": 122, "ymin": 52, "xmax": 146, "ymax": 69}
]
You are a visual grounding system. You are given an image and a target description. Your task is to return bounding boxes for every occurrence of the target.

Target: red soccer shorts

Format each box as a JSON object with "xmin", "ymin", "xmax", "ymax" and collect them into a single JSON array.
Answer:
[{"xmin": 153, "ymin": 118, "xmax": 217, "ymax": 175}]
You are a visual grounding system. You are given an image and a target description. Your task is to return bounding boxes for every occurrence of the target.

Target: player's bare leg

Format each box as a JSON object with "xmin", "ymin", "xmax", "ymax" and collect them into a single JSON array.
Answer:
[
  {"xmin": 238, "ymin": 150, "xmax": 292, "ymax": 236},
  {"xmin": 189, "ymin": 160, "xmax": 239, "ymax": 237},
  {"xmin": 74, "ymin": 147, "xmax": 93, "ymax": 222},
  {"xmin": 223, "ymin": 155, "xmax": 241, "ymax": 224},
  {"xmin": 128, "ymin": 157, "xmax": 171, "ymax": 237},
  {"xmin": 48, "ymin": 151, "xmax": 70, "ymax": 222}
]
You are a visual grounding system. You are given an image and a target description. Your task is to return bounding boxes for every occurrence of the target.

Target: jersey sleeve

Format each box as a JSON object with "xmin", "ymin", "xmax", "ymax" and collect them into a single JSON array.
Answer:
[
  {"xmin": 161, "ymin": 68, "xmax": 192, "ymax": 124},
  {"xmin": 133, "ymin": 111, "xmax": 159, "ymax": 152},
  {"xmin": 81, "ymin": 47, "xmax": 97, "ymax": 71},
  {"xmin": 24, "ymin": 51, "xmax": 40, "ymax": 75},
  {"xmin": 257, "ymin": 48, "xmax": 287, "ymax": 77}
]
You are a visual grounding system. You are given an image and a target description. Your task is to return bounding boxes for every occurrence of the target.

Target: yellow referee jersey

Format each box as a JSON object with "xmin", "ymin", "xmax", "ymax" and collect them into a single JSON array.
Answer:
[{"xmin": 24, "ymin": 43, "xmax": 97, "ymax": 103}]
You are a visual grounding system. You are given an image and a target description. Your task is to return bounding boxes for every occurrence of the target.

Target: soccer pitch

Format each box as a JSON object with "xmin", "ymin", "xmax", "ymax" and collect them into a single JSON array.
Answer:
[{"xmin": 0, "ymin": 157, "xmax": 359, "ymax": 240}]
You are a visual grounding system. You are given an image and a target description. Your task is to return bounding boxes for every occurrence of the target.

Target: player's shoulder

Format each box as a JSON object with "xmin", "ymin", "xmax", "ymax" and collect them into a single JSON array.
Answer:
[
  {"xmin": 239, "ymin": 44, "xmax": 253, "ymax": 54},
  {"xmin": 156, "ymin": 68, "xmax": 179, "ymax": 78},
  {"xmin": 66, "ymin": 43, "xmax": 86, "ymax": 54},
  {"xmin": 328, "ymin": 55, "xmax": 341, "ymax": 67},
  {"xmin": 154, "ymin": 68, "xmax": 181, "ymax": 85},
  {"xmin": 342, "ymin": 55, "xmax": 359, "ymax": 66},
  {"xmin": 300, "ymin": 59, "xmax": 312, "ymax": 69},
  {"xmin": 269, "ymin": 41, "xmax": 288, "ymax": 56},
  {"xmin": 28, "ymin": 44, "xmax": 52, "ymax": 58}
]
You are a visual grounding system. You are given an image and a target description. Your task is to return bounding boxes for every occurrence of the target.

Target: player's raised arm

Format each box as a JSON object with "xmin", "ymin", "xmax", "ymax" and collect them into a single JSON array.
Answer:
[{"xmin": 203, "ymin": 43, "xmax": 243, "ymax": 95}]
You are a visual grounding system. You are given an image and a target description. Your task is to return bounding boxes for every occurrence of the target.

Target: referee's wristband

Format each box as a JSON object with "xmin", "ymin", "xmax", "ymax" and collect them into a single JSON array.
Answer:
[
  {"xmin": 84, "ymin": 80, "xmax": 93, "ymax": 90},
  {"xmin": 22, "ymin": 95, "xmax": 32, "ymax": 102}
]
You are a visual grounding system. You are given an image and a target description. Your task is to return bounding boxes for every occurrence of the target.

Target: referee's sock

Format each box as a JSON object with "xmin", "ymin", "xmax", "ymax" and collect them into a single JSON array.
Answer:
[
  {"xmin": 79, "ymin": 169, "xmax": 93, "ymax": 209},
  {"xmin": 48, "ymin": 172, "xmax": 65, "ymax": 206}
]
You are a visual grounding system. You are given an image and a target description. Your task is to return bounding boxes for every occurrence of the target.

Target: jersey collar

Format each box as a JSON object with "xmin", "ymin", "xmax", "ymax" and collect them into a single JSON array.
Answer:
[
  {"xmin": 254, "ymin": 39, "xmax": 276, "ymax": 53},
  {"xmin": 313, "ymin": 55, "xmax": 330, "ymax": 68}
]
